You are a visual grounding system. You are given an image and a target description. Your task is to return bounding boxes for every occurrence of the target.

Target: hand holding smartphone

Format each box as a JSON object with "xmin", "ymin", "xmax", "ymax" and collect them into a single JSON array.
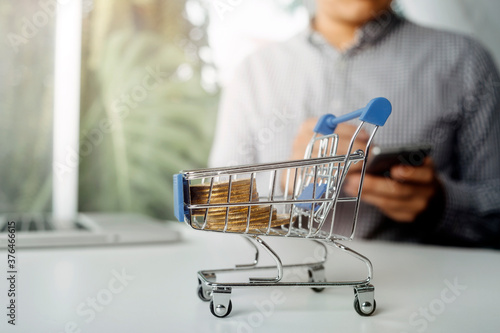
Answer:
[{"xmin": 365, "ymin": 144, "xmax": 432, "ymax": 176}]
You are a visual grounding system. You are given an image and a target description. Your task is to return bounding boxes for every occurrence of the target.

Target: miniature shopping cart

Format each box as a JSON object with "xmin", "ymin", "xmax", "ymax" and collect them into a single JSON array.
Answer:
[{"xmin": 173, "ymin": 97, "xmax": 392, "ymax": 318}]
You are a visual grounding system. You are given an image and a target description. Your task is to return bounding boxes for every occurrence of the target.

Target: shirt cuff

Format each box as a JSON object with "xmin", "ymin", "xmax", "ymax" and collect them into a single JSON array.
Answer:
[{"xmin": 432, "ymin": 175, "xmax": 478, "ymax": 242}]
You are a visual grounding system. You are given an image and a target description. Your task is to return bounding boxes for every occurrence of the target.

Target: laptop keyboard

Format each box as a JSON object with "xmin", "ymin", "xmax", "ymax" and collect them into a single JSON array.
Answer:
[
  {"xmin": 0, "ymin": 213, "xmax": 181, "ymax": 247},
  {"xmin": 0, "ymin": 214, "xmax": 55, "ymax": 232}
]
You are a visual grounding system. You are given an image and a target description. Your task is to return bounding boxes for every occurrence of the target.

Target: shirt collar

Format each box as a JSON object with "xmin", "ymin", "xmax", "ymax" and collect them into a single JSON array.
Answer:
[{"xmin": 305, "ymin": 10, "xmax": 402, "ymax": 55}]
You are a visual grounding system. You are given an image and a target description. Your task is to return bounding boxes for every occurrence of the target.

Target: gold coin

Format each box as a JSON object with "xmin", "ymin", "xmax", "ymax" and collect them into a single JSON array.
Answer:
[
  {"xmin": 204, "ymin": 208, "xmax": 277, "ymax": 226},
  {"xmin": 190, "ymin": 178, "xmax": 253, "ymax": 188},
  {"xmin": 205, "ymin": 205, "xmax": 274, "ymax": 219},
  {"xmin": 204, "ymin": 204, "xmax": 272, "ymax": 214},
  {"xmin": 189, "ymin": 179, "xmax": 256, "ymax": 194},
  {"xmin": 190, "ymin": 180, "xmax": 257, "ymax": 203},
  {"xmin": 190, "ymin": 178, "xmax": 259, "ymax": 216},
  {"xmin": 188, "ymin": 178, "xmax": 293, "ymax": 231},
  {"xmin": 190, "ymin": 194, "xmax": 260, "ymax": 216},
  {"xmin": 190, "ymin": 191, "xmax": 258, "ymax": 204},
  {"xmin": 204, "ymin": 214, "xmax": 294, "ymax": 232}
]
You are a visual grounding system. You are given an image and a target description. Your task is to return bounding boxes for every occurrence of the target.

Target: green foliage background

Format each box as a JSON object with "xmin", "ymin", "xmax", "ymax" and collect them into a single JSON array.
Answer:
[
  {"xmin": 0, "ymin": 0, "xmax": 218, "ymax": 220},
  {"xmin": 78, "ymin": 0, "xmax": 218, "ymax": 220},
  {"xmin": 0, "ymin": 1, "xmax": 54, "ymax": 214}
]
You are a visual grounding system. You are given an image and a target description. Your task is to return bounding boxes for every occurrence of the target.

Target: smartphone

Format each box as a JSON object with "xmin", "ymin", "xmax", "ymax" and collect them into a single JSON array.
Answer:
[{"xmin": 365, "ymin": 144, "xmax": 432, "ymax": 176}]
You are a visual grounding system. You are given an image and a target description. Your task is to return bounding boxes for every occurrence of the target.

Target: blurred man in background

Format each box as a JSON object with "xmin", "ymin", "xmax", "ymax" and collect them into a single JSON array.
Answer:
[{"xmin": 209, "ymin": 0, "xmax": 500, "ymax": 248}]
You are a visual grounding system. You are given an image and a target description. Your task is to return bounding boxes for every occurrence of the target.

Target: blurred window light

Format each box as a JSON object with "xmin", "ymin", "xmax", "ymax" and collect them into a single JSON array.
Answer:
[
  {"xmin": 205, "ymin": 0, "xmax": 309, "ymax": 86},
  {"xmin": 0, "ymin": 1, "xmax": 56, "ymax": 215}
]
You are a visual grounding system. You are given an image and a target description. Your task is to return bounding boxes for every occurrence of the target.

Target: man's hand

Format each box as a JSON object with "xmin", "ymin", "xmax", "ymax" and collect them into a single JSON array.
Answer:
[{"xmin": 344, "ymin": 157, "xmax": 442, "ymax": 222}]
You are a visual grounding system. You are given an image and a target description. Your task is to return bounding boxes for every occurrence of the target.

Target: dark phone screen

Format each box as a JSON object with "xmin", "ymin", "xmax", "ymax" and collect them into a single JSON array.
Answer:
[{"xmin": 366, "ymin": 145, "xmax": 432, "ymax": 176}]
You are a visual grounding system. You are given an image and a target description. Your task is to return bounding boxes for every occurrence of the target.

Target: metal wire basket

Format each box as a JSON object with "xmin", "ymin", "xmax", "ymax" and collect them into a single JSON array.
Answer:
[{"xmin": 174, "ymin": 97, "xmax": 392, "ymax": 317}]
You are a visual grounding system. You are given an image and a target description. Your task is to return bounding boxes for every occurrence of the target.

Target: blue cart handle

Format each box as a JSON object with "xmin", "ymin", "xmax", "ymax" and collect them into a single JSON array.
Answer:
[{"xmin": 314, "ymin": 97, "xmax": 392, "ymax": 135}]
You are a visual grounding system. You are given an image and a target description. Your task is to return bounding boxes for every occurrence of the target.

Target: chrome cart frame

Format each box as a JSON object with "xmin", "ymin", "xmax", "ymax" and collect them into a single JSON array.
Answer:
[{"xmin": 174, "ymin": 97, "xmax": 392, "ymax": 318}]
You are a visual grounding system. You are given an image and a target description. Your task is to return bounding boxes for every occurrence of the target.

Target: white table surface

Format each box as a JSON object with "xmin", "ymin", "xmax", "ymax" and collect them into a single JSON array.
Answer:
[{"xmin": 1, "ymin": 222, "xmax": 499, "ymax": 333}]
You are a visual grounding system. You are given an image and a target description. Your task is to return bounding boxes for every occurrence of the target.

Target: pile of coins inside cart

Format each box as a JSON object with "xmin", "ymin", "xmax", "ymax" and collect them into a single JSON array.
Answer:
[{"xmin": 189, "ymin": 178, "xmax": 292, "ymax": 231}]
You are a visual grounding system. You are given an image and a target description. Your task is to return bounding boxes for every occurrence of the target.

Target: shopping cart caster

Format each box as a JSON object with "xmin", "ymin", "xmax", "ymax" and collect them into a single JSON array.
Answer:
[
  {"xmin": 210, "ymin": 300, "xmax": 233, "ymax": 318},
  {"xmin": 197, "ymin": 273, "xmax": 217, "ymax": 302},
  {"xmin": 210, "ymin": 287, "xmax": 232, "ymax": 318},
  {"xmin": 308, "ymin": 265, "xmax": 326, "ymax": 293},
  {"xmin": 197, "ymin": 283, "xmax": 212, "ymax": 302},
  {"xmin": 353, "ymin": 284, "xmax": 376, "ymax": 316}
]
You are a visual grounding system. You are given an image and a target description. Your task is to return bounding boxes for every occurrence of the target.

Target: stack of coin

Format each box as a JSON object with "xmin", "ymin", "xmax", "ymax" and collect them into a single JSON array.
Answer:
[
  {"xmin": 190, "ymin": 178, "xmax": 259, "ymax": 216},
  {"xmin": 206, "ymin": 213, "xmax": 294, "ymax": 232},
  {"xmin": 189, "ymin": 178, "xmax": 293, "ymax": 231}
]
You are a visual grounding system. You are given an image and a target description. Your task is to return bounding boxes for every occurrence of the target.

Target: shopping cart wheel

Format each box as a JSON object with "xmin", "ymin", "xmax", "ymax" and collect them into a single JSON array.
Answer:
[
  {"xmin": 210, "ymin": 300, "xmax": 232, "ymax": 318},
  {"xmin": 308, "ymin": 265, "xmax": 326, "ymax": 293},
  {"xmin": 210, "ymin": 287, "xmax": 232, "ymax": 318},
  {"xmin": 197, "ymin": 284, "xmax": 212, "ymax": 302},
  {"xmin": 353, "ymin": 296, "xmax": 376, "ymax": 316},
  {"xmin": 353, "ymin": 284, "xmax": 376, "ymax": 316},
  {"xmin": 197, "ymin": 276, "xmax": 215, "ymax": 302}
]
